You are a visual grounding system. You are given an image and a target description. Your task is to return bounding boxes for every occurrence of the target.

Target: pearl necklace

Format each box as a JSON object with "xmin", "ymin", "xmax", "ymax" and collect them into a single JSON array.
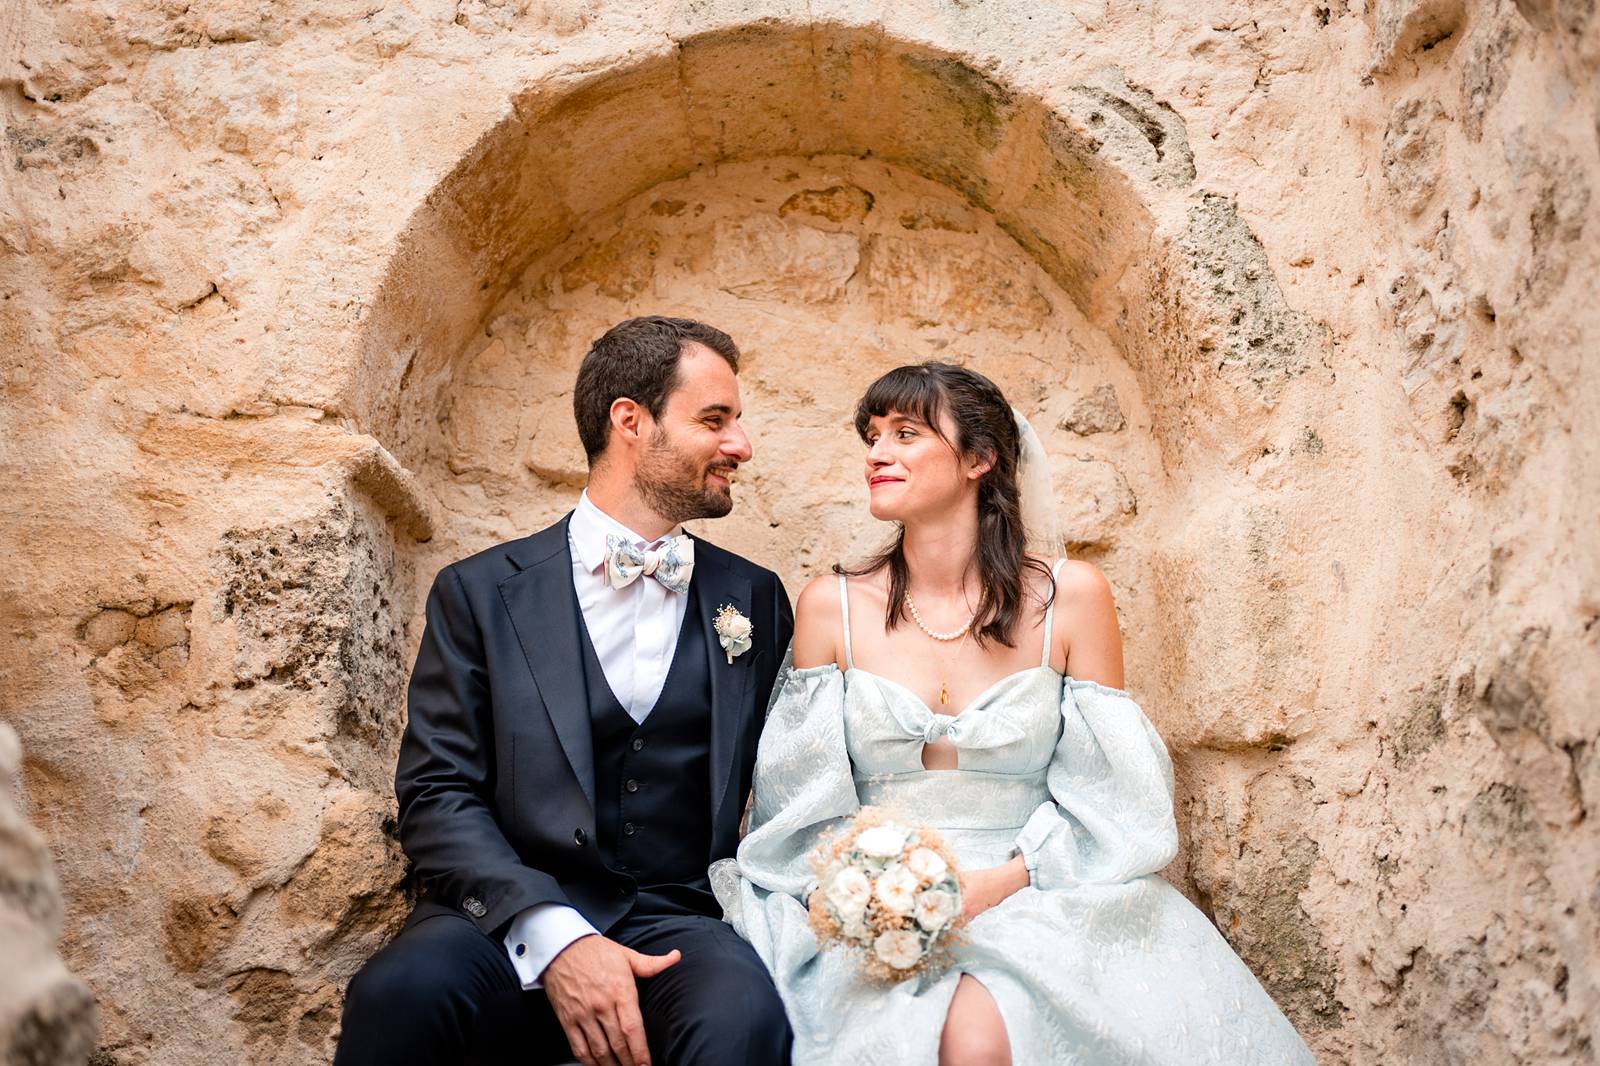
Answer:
[{"xmin": 903, "ymin": 593, "xmax": 974, "ymax": 642}]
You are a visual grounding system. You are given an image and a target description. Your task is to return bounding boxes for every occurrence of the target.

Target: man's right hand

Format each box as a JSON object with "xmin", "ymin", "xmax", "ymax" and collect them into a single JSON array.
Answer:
[{"xmin": 541, "ymin": 933, "xmax": 681, "ymax": 1066}]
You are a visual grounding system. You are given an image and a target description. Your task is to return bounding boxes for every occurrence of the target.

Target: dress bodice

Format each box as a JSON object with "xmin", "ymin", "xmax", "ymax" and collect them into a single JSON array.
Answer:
[
  {"xmin": 834, "ymin": 564, "xmax": 1065, "ymax": 797},
  {"xmin": 841, "ymin": 665, "xmax": 1064, "ymax": 776}
]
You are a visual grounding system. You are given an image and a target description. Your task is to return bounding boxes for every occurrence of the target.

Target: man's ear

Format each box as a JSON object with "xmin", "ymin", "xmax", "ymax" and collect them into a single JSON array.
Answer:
[{"xmin": 609, "ymin": 397, "xmax": 647, "ymax": 449}]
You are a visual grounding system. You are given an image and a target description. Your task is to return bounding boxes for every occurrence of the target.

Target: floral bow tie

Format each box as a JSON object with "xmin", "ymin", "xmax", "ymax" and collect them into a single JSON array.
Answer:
[{"xmin": 603, "ymin": 533, "xmax": 694, "ymax": 594}]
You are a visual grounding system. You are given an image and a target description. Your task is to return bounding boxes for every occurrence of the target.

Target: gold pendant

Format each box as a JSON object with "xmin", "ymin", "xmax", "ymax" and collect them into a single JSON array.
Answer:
[{"xmin": 939, "ymin": 680, "xmax": 950, "ymax": 706}]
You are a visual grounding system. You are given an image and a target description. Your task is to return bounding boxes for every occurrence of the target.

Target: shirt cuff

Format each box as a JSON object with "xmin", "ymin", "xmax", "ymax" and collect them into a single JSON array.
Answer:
[{"xmin": 503, "ymin": 903, "xmax": 599, "ymax": 990}]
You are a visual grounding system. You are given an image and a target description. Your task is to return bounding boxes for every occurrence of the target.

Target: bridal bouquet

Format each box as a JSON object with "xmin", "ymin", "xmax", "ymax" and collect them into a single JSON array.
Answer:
[{"xmin": 807, "ymin": 807, "xmax": 966, "ymax": 983}]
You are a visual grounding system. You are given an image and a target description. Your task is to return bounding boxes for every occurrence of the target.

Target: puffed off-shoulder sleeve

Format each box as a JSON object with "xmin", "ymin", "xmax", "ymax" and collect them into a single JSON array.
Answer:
[
  {"xmin": 711, "ymin": 656, "xmax": 858, "ymax": 938},
  {"xmin": 1013, "ymin": 679, "xmax": 1179, "ymax": 891}
]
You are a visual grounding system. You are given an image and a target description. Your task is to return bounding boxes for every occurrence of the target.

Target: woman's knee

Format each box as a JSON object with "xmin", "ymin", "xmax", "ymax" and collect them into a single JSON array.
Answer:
[
  {"xmin": 940, "ymin": 1020, "xmax": 1012, "ymax": 1066},
  {"xmin": 939, "ymin": 977, "xmax": 1011, "ymax": 1066},
  {"xmin": 940, "ymin": 1027, "xmax": 1010, "ymax": 1066}
]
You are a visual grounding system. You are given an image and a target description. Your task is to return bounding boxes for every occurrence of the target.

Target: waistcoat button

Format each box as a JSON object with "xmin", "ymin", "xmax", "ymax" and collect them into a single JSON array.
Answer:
[
  {"xmin": 623, "ymin": 822, "xmax": 637, "ymax": 836},
  {"xmin": 573, "ymin": 828, "xmax": 587, "ymax": 847},
  {"xmin": 626, "ymin": 779, "xmax": 640, "ymax": 793},
  {"xmin": 631, "ymin": 738, "xmax": 645, "ymax": 752}
]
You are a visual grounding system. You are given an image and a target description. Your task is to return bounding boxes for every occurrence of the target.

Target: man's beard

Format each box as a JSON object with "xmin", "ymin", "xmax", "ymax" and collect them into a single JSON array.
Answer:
[{"xmin": 634, "ymin": 427, "xmax": 737, "ymax": 523}]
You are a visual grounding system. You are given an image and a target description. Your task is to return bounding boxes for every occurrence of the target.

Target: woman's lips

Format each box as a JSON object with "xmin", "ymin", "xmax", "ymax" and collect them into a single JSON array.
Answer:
[{"xmin": 868, "ymin": 476, "xmax": 903, "ymax": 489}]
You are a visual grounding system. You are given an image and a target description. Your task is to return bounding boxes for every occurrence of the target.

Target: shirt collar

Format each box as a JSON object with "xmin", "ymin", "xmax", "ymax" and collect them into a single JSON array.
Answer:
[{"xmin": 570, "ymin": 490, "xmax": 684, "ymax": 575}]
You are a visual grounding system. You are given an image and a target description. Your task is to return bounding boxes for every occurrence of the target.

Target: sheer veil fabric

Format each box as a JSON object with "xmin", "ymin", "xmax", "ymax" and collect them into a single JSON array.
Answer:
[{"xmin": 1012, "ymin": 408, "xmax": 1063, "ymax": 559}]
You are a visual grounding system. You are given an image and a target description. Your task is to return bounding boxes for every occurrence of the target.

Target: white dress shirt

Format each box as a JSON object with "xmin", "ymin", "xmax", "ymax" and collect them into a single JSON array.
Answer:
[{"xmin": 502, "ymin": 491, "xmax": 690, "ymax": 989}]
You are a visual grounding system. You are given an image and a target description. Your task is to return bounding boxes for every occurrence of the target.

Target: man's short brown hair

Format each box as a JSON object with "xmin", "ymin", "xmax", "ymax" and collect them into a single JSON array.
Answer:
[{"xmin": 573, "ymin": 316, "xmax": 741, "ymax": 463}]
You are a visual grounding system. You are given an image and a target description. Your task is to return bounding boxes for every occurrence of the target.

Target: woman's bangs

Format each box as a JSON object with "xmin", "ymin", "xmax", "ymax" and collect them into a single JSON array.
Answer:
[{"xmin": 853, "ymin": 367, "xmax": 948, "ymax": 441}]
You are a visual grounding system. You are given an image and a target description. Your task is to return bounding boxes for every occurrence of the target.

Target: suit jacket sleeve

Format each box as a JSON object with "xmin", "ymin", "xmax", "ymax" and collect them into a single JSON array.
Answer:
[{"xmin": 396, "ymin": 564, "xmax": 571, "ymax": 934}]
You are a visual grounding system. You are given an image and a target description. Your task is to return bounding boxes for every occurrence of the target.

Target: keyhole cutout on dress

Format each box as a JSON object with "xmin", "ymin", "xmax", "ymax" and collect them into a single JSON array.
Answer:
[{"xmin": 921, "ymin": 732, "xmax": 959, "ymax": 771}]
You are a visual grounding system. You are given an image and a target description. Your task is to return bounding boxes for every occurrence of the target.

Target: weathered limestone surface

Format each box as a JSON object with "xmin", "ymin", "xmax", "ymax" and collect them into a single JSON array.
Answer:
[
  {"xmin": 1, "ymin": 0, "xmax": 1595, "ymax": 1063},
  {"xmin": 0, "ymin": 724, "xmax": 97, "ymax": 1065}
]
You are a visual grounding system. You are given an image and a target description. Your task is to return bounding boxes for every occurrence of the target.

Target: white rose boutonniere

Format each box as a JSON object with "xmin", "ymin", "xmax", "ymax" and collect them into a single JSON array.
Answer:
[{"xmin": 714, "ymin": 604, "xmax": 753, "ymax": 664}]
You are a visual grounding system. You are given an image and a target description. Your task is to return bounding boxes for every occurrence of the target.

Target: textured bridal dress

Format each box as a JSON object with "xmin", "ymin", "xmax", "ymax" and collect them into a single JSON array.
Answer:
[{"xmin": 710, "ymin": 568, "xmax": 1316, "ymax": 1065}]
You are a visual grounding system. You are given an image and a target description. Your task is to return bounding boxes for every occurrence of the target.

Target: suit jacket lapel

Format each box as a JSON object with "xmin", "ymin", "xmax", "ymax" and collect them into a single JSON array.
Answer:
[
  {"xmin": 499, "ymin": 515, "xmax": 596, "ymax": 814},
  {"xmin": 692, "ymin": 539, "xmax": 754, "ymax": 829}
]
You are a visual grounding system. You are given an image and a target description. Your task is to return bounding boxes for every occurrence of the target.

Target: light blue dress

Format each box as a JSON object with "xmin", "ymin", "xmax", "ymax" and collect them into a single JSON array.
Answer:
[{"xmin": 710, "ymin": 570, "xmax": 1316, "ymax": 1065}]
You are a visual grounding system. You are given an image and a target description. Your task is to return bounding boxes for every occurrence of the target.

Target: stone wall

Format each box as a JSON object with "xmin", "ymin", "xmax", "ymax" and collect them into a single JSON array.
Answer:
[
  {"xmin": 0, "ymin": 724, "xmax": 97, "ymax": 1065},
  {"xmin": 1, "ymin": 0, "xmax": 1595, "ymax": 1063}
]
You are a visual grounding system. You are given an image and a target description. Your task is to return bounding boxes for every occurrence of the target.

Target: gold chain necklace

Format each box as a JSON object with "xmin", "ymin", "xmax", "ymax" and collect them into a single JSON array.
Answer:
[{"xmin": 904, "ymin": 593, "xmax": 975, "ymax": 707}]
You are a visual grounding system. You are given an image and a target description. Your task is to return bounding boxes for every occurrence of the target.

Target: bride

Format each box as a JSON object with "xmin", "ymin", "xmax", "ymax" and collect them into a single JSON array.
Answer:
[{"xmin": 711, "ymin": 362, "xmax": 1316, "ymax": 1065}]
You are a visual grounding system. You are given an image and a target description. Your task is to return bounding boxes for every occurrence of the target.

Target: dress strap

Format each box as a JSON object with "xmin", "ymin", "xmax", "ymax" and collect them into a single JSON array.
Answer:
[
  {"xmin": 837, "ymin": 573, "xmax": 855, "ymax": 670},
  {"xmin": 1041, "ymin": 558, "xmax": 1067, "ymax": 668}
]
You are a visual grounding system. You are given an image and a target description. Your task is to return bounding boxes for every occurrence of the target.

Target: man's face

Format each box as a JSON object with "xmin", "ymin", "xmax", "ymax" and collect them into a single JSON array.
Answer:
[{"xmin": 634, "ymin": 342, "xmax": 753, "ymax": 523}]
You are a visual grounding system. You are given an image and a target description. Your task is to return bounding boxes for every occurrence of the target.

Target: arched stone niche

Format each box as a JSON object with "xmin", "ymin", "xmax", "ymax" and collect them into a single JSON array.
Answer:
[
  {"xmin": 354, "ymin": 20, "xmax": 1333, "ymax": 716},
  {"xmin": 353, "ymin": 24, "xmax": 1304, "ymax": 474},
  {"xmin": 336, "ymin": 18, "xmax": 1337, "ymax": 1041}
]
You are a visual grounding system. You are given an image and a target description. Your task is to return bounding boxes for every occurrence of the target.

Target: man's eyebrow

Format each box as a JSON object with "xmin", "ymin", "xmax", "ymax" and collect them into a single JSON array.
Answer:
[{"xmin": 697, "ymin": 403, "xmax": 740, "ymax": 418}]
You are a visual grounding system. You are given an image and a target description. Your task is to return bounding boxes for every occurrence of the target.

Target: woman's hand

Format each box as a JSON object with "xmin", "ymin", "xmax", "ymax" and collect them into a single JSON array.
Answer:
[{"xmin": 959, "ymin": 855, "xmax": 1030, "ymax": 921}]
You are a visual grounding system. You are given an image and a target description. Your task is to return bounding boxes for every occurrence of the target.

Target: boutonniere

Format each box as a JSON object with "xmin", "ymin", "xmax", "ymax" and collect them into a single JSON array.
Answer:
[{"xmin": 714, "ymin": 604, "xmax": 753, "ymax": 664}]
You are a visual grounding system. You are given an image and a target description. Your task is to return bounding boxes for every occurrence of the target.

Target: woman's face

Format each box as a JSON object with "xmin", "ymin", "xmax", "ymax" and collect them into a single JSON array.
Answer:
[{"xmin": 862, "ymin": 407, "xmax": 988, "ymax": 525}]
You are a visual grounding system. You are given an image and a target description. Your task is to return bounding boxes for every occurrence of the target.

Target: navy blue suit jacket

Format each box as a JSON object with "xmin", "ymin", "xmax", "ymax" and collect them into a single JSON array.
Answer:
[{"xmin": 395, "ymin": 514, "xmax": 793, "ymax": 936}]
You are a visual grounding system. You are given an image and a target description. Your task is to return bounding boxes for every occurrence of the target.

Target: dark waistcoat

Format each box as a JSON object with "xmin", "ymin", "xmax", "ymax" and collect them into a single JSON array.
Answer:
[{"xmin": 578, "ymin": 582, "xmax": 718, "ymax": 924}]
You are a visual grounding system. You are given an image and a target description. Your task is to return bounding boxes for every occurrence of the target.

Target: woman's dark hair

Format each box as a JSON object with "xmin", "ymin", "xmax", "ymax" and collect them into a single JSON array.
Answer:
[
  {"xmin": 836, "ymin": 361, "xmax": 1054, "ymax": 648},
  {"xmin": 573, "ymin": 316, "xmax": 740, "ymax": 462}
]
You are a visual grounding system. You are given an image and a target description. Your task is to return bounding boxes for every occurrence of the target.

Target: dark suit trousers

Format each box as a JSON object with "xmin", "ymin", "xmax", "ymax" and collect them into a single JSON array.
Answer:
[{"xmin": 333, "ymin": 910, "xmax": 791, "ymax": 1066}]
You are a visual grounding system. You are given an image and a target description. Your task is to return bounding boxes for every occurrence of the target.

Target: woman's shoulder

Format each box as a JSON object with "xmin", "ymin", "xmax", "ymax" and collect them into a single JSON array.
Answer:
[
  {"xmin": 1050, "ymin": 557, "xmax": 1115, "ymax": 607},
  {"xmin": 1018, "ymin": 555, "xmax": 1113, "ymax": 611},
  {"xmin": 792, "ymin": 572, "xmax": 848, "ymax": 669},
  {"xmin": 794, "ymin": 572, "xmax": 845, "ymax": 622},
  {"xmin": 800, "ymin": 568, "xmax": 891, "ymax": 610},
  {"xmin": 1045, "ymin": 557, "xmax": 1124, "ymax": 688}
]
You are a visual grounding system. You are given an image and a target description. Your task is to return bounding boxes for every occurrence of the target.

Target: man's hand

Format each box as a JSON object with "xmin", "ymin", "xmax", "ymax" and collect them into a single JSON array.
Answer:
[
  {"xmin": 541, "ymin": 934, "xmax": 680, "ymax": 1066},
  {"xmin": 960, "ymin": 855, "xmax": 1031, "ymax": 922}
]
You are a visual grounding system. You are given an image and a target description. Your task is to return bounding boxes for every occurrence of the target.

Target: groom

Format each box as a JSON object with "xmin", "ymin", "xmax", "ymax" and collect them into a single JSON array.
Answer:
[{"xmin": 335, "ymin": 317, "xmax": 794, "ymax": 1066}]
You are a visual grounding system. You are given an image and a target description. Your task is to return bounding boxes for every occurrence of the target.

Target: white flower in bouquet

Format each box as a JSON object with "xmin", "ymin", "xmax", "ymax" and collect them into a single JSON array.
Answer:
[
  {"xmin": 873, "ymin": 864, "xmax": 920, "ymax": 916},
  {"xmin": 873, "ymin": 929, "xmax": 923, "ymax": 971},
  {"xmin": 840, "ymin": 912, "xmax": 871, "ymax": 943},
  {"xmin": 856, "ymin": 824, "xmax": 910, "ymax": 858},
  {"xmin": 915, "ymin": 887, "xmax": 960, "ymax": 932},
  {"xmin": 827, "ymin": 866, "xmax": 872, "ymax": 919},
  {"xmin": 907, "ymin": 847, "xmax": 949, "ymax": 880}
]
